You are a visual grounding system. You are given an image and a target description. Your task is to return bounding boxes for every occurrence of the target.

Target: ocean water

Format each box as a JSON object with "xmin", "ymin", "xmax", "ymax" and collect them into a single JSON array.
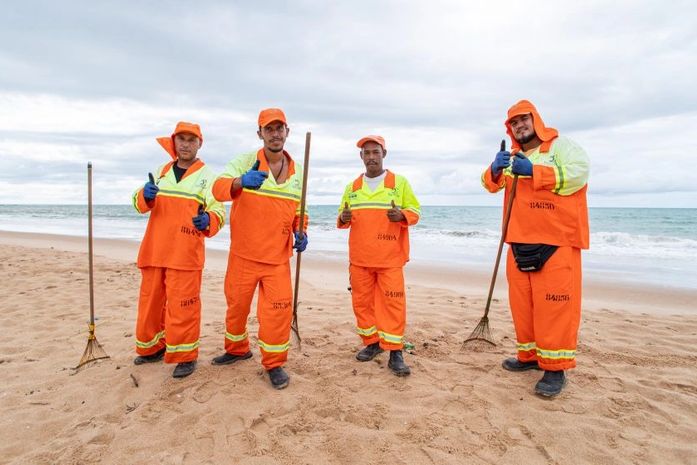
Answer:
[{"xmin": 0, "ymin": 205, "xmax": 695, "ymax": 290}]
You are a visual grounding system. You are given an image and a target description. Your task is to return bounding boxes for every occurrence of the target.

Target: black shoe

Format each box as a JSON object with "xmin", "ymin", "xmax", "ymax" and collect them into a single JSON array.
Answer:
[
  {"xmin": 356, "ymin": 342, "xmax": 384, "ymax": 362},
  {"xmin": 172, "ymin": 361, "xmax": 197, "ymax": 378},
  {"xmin": 133, "ymin": 347, "xmax": 165, "ymax": 365},
  {"xmin": 502, "ymin": 357, "xmax": 541, "ymax": 372},
  {"xmin": 211, "ymin": 351, "xmax": 253, "ymax": 366},
  {"xmin": 535, "ymin": 370, "xmax": 567, "ymax": 397},
  {"xmin": 268, "ymin": 367, "xmax": 290, "ymax": 390},
  {"xmin": 388, "ymin": 350, "xmax": 411, "ymax": 377}
]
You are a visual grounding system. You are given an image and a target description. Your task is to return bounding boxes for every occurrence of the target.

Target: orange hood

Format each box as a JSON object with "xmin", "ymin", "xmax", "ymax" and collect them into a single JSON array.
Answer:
[
  {"xmin": 505, "ymin": 100, "xmax": 558, "ymax": 153},
  {"xmin": 156, "ymin": 121, "xmax": 203, "ymax": 160}
]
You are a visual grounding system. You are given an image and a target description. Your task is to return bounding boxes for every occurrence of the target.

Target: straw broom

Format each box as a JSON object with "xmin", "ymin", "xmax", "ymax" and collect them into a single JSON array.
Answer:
[
  {"xmin": 291, "ymin": 132, "xmax": 311, "ymax": 350},
  {"xmin": 462, "ymin": 140, "xmax": 519, "ymax": 349},
  {"xmin": 75, "ymin": 162, "xmax": 110, "ymax": 370}
]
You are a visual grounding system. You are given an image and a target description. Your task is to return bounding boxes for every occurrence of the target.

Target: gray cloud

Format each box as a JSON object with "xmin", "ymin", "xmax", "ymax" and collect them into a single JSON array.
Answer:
[{"xmin": 1, "ymin": 0, "xmax": 696, "ymax": 206}]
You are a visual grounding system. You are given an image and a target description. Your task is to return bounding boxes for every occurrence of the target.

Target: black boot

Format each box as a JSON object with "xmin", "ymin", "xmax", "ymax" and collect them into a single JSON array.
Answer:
[
  {"xmin": 268, "ymin": 367, "xmax": 290, "ymax": 390},
  {"xmin": 535, "ymin": 370, "xmax": 566, "ymax": 397},
  {"xmin": 133, "ymin": 347, "xmax": 165, "ymax": 365},
  {"xmin": 172, "ymin": 361, "xmax": 197, "ymax": 378},
  {"xmin": 502, "ymin": 357, "xmax": 541, "ymax": 372},
  {"xmin": 211, "ymin": 351, "xmax": 253, "ymax": 366},
  {"xmin": 388, "ymin": 350, "xmax": 411, "ymax": 377},
  {"xmin": 356, "ymin": 342, "xmax": 384, "ymax": 362}
]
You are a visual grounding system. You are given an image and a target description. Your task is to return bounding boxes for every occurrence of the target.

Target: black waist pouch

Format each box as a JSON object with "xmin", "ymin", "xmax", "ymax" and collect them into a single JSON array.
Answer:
[{"xmin": 511, "ymin": 243, "xmax": 558, "ymax": 272}]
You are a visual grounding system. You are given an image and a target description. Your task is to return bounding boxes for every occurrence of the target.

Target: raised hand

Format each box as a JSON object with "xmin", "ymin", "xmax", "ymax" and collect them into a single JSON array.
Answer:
[
  {"xmin": 241, "ymin": 160, "xmax": 268, "ymax": 190},
  {"xmin": 340, "ymin": 202, "xmax": 352, "ymax": 224},
  {"xmin": 192, "ymin": 204, "xmax": 210, "ymax": 231},
  {"xmin": 144, "ymin": 172, "xmax": 159, "ymax": 201},
  {"xmin": 491, "ymin": 139, "xmax": 510, "ymax": 176},
  {"xmin": 387, "ymin": 200, "xmax": 405, "ymax": 222}
]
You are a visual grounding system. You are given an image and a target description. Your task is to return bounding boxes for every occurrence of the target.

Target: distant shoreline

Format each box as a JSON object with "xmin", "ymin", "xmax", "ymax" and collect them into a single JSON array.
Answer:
[{"xmin": 1, "ymin": 229, "xmax": 695, "ymax": 316}]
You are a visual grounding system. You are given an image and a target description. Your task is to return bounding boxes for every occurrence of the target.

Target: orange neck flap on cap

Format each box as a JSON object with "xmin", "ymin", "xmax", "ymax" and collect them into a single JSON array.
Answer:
[
  {"xmin": 156, "ymin": 136, "xmax": 177, "ymax": 160},
  {"xmin": 505, "ymin": 100, "xmax": 558, "ymax": 154}
]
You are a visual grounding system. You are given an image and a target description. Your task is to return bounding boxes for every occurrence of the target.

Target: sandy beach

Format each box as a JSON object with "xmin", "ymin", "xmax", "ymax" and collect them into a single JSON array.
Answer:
[{"xmin": 1, "ymin": 230, "xmax": 696, "ymax": 465}]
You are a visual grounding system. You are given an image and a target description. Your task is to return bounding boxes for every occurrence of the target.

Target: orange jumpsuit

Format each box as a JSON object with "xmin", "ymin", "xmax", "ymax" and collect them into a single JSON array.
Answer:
[
  {"xmin": 212, "ymin": 149, "xmax": 306, "ymax": 370},
  {"xmin": 337, "ymin": 171, "xmax": 421, "ymax": 350},
  {"xmin": 133, "ymin": 157, "xmax": 225, "ymax": 364},
  {"xmin": 481, "ymin": 100, "xmax": 590, "ymax": 371}
]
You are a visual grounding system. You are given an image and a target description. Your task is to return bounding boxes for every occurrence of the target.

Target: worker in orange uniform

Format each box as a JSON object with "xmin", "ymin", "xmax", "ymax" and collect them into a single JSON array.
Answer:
[
  {"xmin": 132, "ymin": 122, "xmax": 225, "ymax": 378},
  {"xmin": 481, "ymin": 100, "xmax": 590, "ymax": 397},
  {"xmin": 210, "ymin": 108, "xmax": 308, "ymax": 390},
  {"xmin": 337, "ymin": 135, "xmax": 421, "ymax": 376}
]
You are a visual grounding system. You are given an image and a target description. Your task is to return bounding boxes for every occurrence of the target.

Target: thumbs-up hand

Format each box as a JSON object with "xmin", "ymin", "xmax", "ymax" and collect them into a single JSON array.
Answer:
[
  {"xmin": 491, "ymin": 139, "xmax": 511, "ymax": 176},
  {"xmin": 192, "ymin": 204, "xmax": 210, "ymax": 231},
  {"xmin": 340, "ymin": 202, "xmax": 352, "ymax": 224},
  {"xmin": 240, "ymin": 159, "xmax": 268, "ymax": 190},
  {"xmin": 387, "ymin": 200, "xmax": 405, "ymax": 222},
  {"xmin": 143, "ymin": 172, "xmax": 159, "ymax": 201}
]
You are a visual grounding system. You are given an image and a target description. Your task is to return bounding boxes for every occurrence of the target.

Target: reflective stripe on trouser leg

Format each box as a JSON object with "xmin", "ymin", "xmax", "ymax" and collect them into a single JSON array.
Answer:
[
  {"xmin": 530, "ymin": 246, "xmax": 582, "ymax": 371},
  {"xmin": 135, "ymin": 267, "xmax": 167, "ymax": 356},
  {"xmin": 224, "ymin": 254, "xmax": 256, "ymax": 356},
  {"xmin": 163, "ymin": 268, "xmax": 202, "ymax": 364},
  {"xmin": 256, "ymin": 260, "xmax": 293, "ymax": 370},
  {"xmin": 375, "ymin": 267, "xmax": 406, "ymax": 350},
  {"xmin": 506, "ymin": 248, "xmax": 537, "ymax": 363},
  {"xmin": 349, "ymin": 264, "xmax": 380, "ymax": 346}
]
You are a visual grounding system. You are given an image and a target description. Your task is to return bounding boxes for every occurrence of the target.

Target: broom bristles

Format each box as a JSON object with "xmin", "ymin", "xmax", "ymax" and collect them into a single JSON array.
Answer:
[
  {"xmin": 462, "ymin": 316, "xmax": 496, "ymax": 350},
  {"xmin": 74, "ymin": 325, "xmax": 110, "ymax": 371}
]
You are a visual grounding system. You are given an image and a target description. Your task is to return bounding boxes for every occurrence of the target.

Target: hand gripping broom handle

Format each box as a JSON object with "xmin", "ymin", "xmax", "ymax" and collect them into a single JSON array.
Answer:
[
  {"xmin": 87, "ymin": 162, "xmax": 96, "ymax": 329},
  {"xmin": 482, "ymin": 141, "xmax": 518, "ymax": 318},
  {"xmin": 291, "ymin": 132, "xmax": 311, "ymax": 341}
]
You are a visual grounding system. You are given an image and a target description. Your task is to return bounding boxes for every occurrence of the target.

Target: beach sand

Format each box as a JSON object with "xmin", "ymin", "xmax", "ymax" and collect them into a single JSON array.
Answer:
[{"xmin": 1, "ymin": 231, "xmax": 696, "ymax": 465}]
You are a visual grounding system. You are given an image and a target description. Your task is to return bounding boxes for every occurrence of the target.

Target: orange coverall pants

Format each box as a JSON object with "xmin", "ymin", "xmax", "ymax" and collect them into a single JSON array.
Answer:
[
  {"xmin": 223, "ymin": 254, "xmax": 293, "ymax": 370},
  {"xmin": 350, "ymin": 264, "xmax": 406, "ymax": 351},
  {"xmin": 135, "ymin": 267, "xmax": 202, "ymax": 364},
  {"xmin": 506, "ymin": 245, "xmax": 582, "ymax": 371}
]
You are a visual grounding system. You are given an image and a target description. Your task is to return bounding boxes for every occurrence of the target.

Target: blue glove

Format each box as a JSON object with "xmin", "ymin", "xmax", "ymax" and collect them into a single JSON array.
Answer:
[
  {"xmin": 512, "ymin": 153, "xmax": 533, "ymax": 176},
  {"xmin": 192, "ymin": 205, "xmax": 210, "ymax": 231},
  {"xmin": 144, "ymin": 172, "xmax": 159, "ymax": 201},
  {"xmin": 241, "ymin": 160, "xmax": 268, "ymax": 190},
  {"xmin": 491, "ymin": 151, "xmax": 511, "ymax": 176},
  {"xmin": 293, "ymin": 231, "xmax": 308, "ymax": 253}
]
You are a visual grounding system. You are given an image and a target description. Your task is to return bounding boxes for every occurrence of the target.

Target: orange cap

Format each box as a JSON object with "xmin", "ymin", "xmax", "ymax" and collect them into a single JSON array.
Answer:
[
  {"xmin": 505, "ymin": 100, "xmax": 558, "ymax": 154},
  {"xmin": 258, "ymin": 108, "xmax": 287, "ymax": 128},
  {"xmin": 156, "ymin": 121, "xmax": 203, "ymax": 160},
  {"xmin": 356, "ymin": 135, "xmax": 386, "ymax": 151},
  {"xmin": 172, "ymin": 121, "xmax": 203, "ymax": 141}
]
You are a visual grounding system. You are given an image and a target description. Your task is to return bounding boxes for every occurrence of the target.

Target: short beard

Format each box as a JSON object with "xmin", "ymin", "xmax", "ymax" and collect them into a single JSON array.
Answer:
[
  {"xmin": 266, "ymin": 145, "xmax": 284, "ymax": 153},
  {"xmin": 516, "ymin": 132, "xmax": 537, "ymax": 145}
]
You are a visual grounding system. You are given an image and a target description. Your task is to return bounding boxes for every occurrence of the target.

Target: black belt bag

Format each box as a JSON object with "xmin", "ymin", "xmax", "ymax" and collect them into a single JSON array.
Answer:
[{"xmin": 511, "ymin": 243, "xmax": 558, "ymax": 272}]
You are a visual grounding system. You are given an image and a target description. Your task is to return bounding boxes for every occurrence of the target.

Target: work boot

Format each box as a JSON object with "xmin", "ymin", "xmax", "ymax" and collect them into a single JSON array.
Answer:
[
  {"xmin": 268, "ymin": 367, "xmax": 290, "ymax": 390},
  {"xmin": 534, "ymin": 370, "xmax": 567, "ymax": 397},
  {"xmin": 502, "ymin": 357, "xmax": 541, "ymax": 372},
  {"xmin": 387, "ymin": 350, "xmax": 411, "ymax": 377},
  {"xmin": 172, "ymin": 361, "xmax": 197, "ymax": 378},
  {"xmin": 356, "ymin": 342, "xmax": 384, "ymax": 362},
  {"xmin": 211, "ymin": 351, "xmax": 253, "ymax": 366},
  {"xmin": 133, "ymin": 347, "xmax": 165, "ymax": 365}
]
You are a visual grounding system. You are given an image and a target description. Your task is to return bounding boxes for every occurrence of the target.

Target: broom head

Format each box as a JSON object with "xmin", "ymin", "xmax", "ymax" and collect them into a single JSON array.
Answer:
[
  {"xmin": 74, "ymin": 323, "xmax": 110, "ymax": 371},
  {"xmin": 461, "ymin": 315, "xmax": 496, "ymax": 350}
]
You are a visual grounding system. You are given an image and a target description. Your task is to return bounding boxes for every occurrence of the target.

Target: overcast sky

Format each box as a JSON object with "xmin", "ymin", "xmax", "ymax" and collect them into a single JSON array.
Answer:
[{"xmin": 1, "ymin": 0, "xmax": 696, "ymax": 207}]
